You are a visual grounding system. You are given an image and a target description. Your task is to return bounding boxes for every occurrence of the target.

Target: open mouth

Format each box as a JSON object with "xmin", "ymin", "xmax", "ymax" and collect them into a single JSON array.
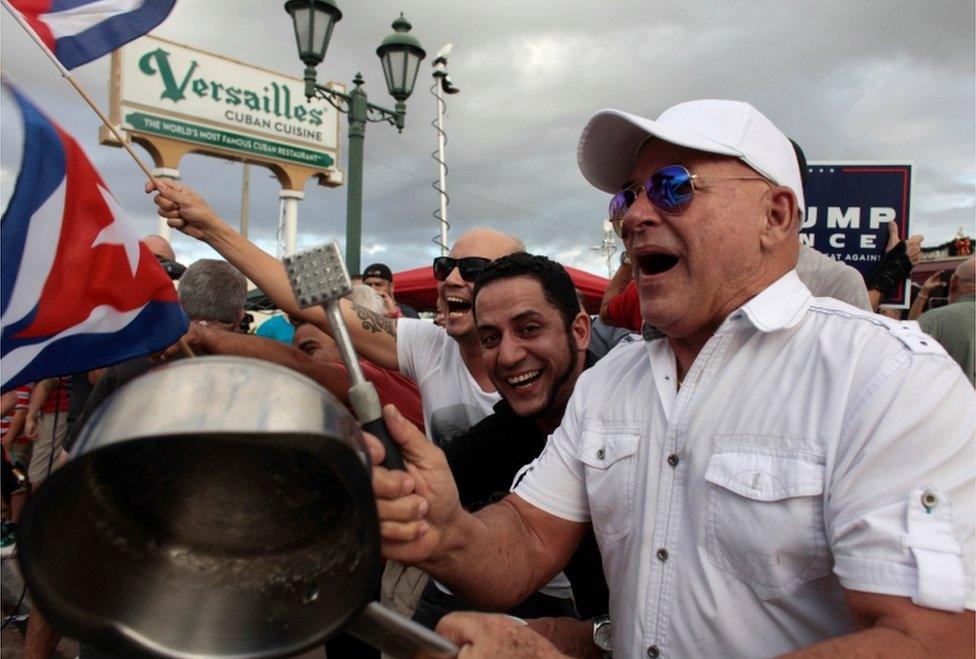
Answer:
[
  {"xmin": 506, "ymin": 369, "xmax": 542, "ymax": 390},
  {"xmin": 446, "ymin": 296, "xmax": 472, "ymax": 317},
  {"xmin": 637, "ymin": 252, "xmax": 680, "ymax": 276}
]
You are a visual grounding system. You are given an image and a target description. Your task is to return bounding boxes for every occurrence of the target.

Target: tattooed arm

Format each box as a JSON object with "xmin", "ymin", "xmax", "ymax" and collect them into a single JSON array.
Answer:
[
  {"xmin": 145, "ymin": 181, "xmax": 401, "ymax": 370},
  {"xmin": 338, "ymin": 299, "xmax": 400, "ymax": 369}
]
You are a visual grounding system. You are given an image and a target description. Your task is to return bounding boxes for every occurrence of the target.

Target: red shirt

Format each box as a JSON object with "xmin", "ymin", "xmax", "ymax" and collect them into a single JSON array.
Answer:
[
  {"xmin": 606, "ymin": 281, "xmax": 643, "ymax": 331},
  {"xmin": 334, "ymin": 361, "xmax": 426, "ymax": 435}
]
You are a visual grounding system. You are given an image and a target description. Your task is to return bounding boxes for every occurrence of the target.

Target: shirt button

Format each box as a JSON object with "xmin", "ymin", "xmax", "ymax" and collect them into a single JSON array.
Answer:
[
  {"xmin": 656, "ymin": 548, "xmax": 668, "ymax": 561},
  {"xmin": 647, "ymin": 645, "xmax": 660, "ymax": 657},
  {"xmin": 596, "ymin": 448, "xmax": 606, "ymax": 460},
  {"xmin": 667, "ymin": 454, "xmax": 679, "ymax": 467}
]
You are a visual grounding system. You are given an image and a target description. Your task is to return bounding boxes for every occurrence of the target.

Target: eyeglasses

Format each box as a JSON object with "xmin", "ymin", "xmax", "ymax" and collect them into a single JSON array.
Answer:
[
  {"xmin": 608, "ymin": 164, "xmax": 770, "ymax": 236},
  {"xmin": 432, "ymin": 256, "xmax": 492, "ymax": 282}
]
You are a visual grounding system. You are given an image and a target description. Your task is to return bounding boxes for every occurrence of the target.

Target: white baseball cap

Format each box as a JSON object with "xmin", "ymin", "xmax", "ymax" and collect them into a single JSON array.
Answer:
[{"xmin": 577, "ymin": 99, "xmax": 804, "ymax": 211}]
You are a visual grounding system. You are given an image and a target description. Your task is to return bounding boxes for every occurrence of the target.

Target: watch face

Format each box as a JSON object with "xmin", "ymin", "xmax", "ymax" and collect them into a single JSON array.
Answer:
[{"xmin": 593, "ymin": 618, "xmax": 612, "ymax": 651}]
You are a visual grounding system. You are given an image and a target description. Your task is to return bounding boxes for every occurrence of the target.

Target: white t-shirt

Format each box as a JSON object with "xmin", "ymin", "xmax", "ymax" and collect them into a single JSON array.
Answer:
[
  {"xmin": 515, "ymin": 271, "xmax": 974, "ymax": 658},
  {"xmin": 396, "ymin": 318, "xmax": 500, "ymax": 446}
]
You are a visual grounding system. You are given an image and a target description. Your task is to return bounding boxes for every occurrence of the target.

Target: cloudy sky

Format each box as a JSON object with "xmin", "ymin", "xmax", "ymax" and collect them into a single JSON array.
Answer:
[{"xmin": 2, "ymin": 0, "xmax": 974, "ymax": 278}]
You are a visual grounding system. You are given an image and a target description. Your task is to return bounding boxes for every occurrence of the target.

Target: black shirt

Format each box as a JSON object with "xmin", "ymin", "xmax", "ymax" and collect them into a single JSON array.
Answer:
[{"xmin": 443, "ymin": 375, "xmax": 609, "ymax": 618}]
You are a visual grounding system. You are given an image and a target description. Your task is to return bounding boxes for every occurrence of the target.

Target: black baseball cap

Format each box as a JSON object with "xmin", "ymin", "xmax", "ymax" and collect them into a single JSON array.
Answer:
[{"xmin": 362, "ymin": 263, "xmax": 393, "ymax": 281}]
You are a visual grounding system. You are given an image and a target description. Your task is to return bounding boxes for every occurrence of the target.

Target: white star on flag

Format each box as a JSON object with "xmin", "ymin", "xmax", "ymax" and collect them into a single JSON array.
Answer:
[{"xmin": 91, "ymin": 184, "xmax": 142, "ymax": 277}]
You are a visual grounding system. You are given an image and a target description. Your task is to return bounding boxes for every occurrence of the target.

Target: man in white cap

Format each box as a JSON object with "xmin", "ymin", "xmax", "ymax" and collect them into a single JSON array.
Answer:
[{"xmin": 367, "ymin": 99, "xmax": 974, "ymax": 657}]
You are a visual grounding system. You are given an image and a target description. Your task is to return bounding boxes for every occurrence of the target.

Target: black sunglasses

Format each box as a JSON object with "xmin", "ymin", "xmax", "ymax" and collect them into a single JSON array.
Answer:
[{"xmin": 432, "ymin": 256, "xmax": 492, "ymax": 282}]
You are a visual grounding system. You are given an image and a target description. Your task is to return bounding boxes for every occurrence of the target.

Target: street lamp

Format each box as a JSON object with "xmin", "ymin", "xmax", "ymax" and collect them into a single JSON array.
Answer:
[{"xmin": 284, "ymin": 1, "xmax": 426, "ymax": 273}]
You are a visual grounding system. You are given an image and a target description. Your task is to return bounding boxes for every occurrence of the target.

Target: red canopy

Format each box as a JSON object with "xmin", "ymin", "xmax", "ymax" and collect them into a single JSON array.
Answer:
[{"xmin": 393, "ymin": 265, "xmax": 609, "ymax": 315}]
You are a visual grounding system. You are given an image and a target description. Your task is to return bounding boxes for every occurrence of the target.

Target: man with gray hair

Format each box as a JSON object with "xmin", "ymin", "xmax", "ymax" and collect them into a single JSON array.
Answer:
[{"xmin": 177, "ymin": 259, "xmax": 247, "ymax": 331}]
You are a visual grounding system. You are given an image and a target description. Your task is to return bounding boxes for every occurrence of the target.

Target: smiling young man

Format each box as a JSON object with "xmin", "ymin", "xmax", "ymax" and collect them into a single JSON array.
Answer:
[
  {"xmin": 366, "ymin": 100, "xmax": 974, "ymax": 658},
  {"xmin": 409, "ymin": 253, "xmax": 609, "ymax": 650}
]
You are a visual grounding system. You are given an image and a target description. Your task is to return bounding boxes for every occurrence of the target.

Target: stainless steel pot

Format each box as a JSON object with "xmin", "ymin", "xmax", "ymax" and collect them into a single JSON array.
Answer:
[{"xmin": 18, "ymin": 356, "xmax": 434, "ymax": 658}]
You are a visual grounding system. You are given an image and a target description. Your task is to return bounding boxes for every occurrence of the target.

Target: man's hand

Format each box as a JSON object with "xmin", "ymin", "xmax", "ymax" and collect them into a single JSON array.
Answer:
[
  {"xmin": 430, "ymin": 612, "xmax": 569, "ymax": 659},
  {"xmin": 156, "ymin": 323, "xmax": 215, "ymax": 361},
  {"xmin": 363, "ymin": 405, "xmax": 464, "ymax": 566},
  {"xmin": 886, "ymin": 220, "xmax": 924, "ymax": 264},
  {"xmin": 145, "ymin": 179, "xmax": 224, "ymax": 241},
  {"xmin": 919, "ymin": 271, "xmax": 943, "ymax": 296},
  {"xmin": 24, "ymin": 415, "xmax": 37, "ymax": 439},
  {"xmin": 377, "ymin": 291, "xmax": 400, "ymax": 318}
]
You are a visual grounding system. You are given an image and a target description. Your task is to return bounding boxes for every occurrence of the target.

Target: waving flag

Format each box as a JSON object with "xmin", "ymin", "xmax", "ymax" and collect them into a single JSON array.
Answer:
[
  {"xmin": 5, "ymin": 0, "xmax": 176, "ymax": 70},
  {"xmin": 1, "ymin": 81, "xmax": 188, "ymax": 392}
]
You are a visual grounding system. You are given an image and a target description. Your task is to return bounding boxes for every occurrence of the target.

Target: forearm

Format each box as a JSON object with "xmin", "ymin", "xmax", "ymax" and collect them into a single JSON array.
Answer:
[
  {"xmin": 782, "ymin": 626, "xmax": 928, "ymax": 658},
  {"xmin": 27, "ymin": 380, "xmax": 54, "ymax": 419},
  {"xmin": 204, "ymin": 222, "xmax": 325, "ymax": 324},
  {"xmin": 868, "ymin": 289, "xmax": 883, "ymax": 312},
  {"xmin": 599, "ymin": 264, "xmax": 632, "ymax": 323},
  {"xmin": 203, "ymin": 330, "xmax": 352, "ymax": 404},
  {"xmin": 0, "ymin": 391, "xmax": 17, "ymax": 417},
  {"xmin": 907, "ymin": 293, "xmax": 929, "ymax": 320},
  {"xmin": 423, "ymin": 499, "xmax": 562, "ymax": 610},
  {"xmin": 527, "ymin": 618, "xmax": 602, "ymax": 659},
  {"xmin": 3, "ymin": 412, "xmax": 26, "ymax": 448}
]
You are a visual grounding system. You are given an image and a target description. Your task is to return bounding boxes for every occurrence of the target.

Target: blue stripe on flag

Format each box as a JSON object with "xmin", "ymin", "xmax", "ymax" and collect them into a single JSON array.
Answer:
[
  {"xmin": 53, "ymin": 0, "xmax": 177, "ymax": 69},
  {"xmin": 1, "ymin": 299, "xmax": 187, "ymax": 391},
  {"xmin": 0, "ymin": 87, "xmax": 66, "ymax": 318}
]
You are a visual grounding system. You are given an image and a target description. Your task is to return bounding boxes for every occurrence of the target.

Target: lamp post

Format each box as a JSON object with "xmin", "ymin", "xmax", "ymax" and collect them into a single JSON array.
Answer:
[{"xmin": 284, "ymin": 0, "xmax": 426, "ymax": 273}]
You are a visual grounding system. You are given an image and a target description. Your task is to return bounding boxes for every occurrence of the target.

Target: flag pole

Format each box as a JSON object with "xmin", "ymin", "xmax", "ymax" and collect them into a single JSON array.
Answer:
[{"xmin": 1, "ymin": 0, "xmax": 158, "ymax": 184}]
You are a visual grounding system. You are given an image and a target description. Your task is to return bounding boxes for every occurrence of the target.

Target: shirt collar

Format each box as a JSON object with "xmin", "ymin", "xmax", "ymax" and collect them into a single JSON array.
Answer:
[
  {"xmin": 641, "ymin": 270, "xmax": 813, "ymax": 341},
  {"xmin": 730, "ymin": 270, "xmax": 812, "ymax": 333}
]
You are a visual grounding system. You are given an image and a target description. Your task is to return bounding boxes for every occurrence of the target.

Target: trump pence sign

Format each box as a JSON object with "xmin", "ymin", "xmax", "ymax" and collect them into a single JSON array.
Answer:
[{"xmin": 800, "ymin": 163, "xmax": 914, "ymax": 307}]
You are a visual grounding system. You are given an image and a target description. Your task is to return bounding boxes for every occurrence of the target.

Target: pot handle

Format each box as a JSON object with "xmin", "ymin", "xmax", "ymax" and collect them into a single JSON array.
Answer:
[{"xmin": 346, "ymin": 602, "xmax": 458, "ymax": 658}]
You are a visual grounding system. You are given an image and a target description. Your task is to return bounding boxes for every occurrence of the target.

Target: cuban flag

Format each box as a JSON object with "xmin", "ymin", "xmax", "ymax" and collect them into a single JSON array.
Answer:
[
  {"xmin": 1, "ymin": 81, "xmax": 188, "ymax": 392},
  {"xmin": 6, "ymin": 0, "xmax": 176, "ymax": 70}
]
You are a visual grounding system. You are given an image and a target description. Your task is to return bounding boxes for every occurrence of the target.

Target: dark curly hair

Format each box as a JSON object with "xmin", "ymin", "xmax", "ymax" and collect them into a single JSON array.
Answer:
[{"xmin": 472, "ymin": 252, "xmax": 581, "ymax": 330}]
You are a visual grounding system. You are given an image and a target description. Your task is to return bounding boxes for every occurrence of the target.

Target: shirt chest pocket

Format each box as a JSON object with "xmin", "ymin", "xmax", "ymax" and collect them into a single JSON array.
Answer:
[
  {"xmin": 705, "ymin": 448, "xmax": 830, "ymax": 600},
  {"xmin": 579, "ymin": 429, "xmax": 640, "ymax": 545}
]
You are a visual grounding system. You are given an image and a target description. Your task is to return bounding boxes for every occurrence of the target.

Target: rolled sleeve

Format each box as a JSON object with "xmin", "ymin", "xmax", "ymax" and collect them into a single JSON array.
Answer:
[
  {"xmin": 513, "ymin": 381, "xmax": 591, "ymax": 523},
  {"xmin": 828, "ymin": 350, "xmax": 975, "ymax": 611}
]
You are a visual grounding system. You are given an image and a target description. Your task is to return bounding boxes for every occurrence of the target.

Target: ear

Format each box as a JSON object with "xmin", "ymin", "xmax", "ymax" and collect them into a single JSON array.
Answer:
[
  {"xmin": 759, "ymin": 186, "xmax": 798, "ymax": 250},
  {"xmin": 571, "ymin": 311, "xmax": 590, "ymax": 352}
]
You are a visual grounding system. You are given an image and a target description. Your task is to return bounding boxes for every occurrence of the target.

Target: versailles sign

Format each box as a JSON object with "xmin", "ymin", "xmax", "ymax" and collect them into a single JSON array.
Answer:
[{"xmin": 105, "ymin": 35, "xmax": 342, "ymax": 188}]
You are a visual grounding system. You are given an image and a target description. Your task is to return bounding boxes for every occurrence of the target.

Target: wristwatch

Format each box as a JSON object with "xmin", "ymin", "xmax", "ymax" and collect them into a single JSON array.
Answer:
[{"xmin": 592, "ymin": 614, "xmax": 612, "ymax": 658}]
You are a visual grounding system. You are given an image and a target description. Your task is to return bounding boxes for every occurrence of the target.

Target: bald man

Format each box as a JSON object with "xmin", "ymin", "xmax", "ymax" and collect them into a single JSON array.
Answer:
[
  {"xmin": 143, "ymin": 234, "xmax": 175, "ymax": 262},
  {"xmin": 918, "ymin": 257, "xmax": 976, "ymax": 385}
]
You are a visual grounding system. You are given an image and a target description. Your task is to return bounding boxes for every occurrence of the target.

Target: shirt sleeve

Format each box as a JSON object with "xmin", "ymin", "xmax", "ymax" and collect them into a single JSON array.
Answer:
[
  {"xmin": 512, "ymin": 375, "xmax": 591, "ymax": 522},
  {"xmin": 606, "ymin": 281, "xmax": 642, "ymax": 331},
  {"xmin": 395, "ymin": 318, "xmax": 444, "ymax": 382},
  {"xmin": 828, "ymin": 347, "xmax": 975, "ymax": 611}
]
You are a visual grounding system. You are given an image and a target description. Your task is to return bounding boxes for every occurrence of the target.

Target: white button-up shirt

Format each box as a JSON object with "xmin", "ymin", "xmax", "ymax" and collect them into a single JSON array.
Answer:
[{"xmin": 515, "ymin": 271, "xmax": 974, "ymax": 658}]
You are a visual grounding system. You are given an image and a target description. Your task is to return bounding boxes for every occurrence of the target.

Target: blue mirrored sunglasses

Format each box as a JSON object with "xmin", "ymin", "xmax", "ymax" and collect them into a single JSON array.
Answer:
[{"xmin": 608, "ymin": 165, "xmax": 768, "ymax": 236}]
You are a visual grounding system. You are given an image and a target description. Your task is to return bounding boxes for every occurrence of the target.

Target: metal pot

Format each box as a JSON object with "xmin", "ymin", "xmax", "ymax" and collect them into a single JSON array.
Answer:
[{"xmin": 18, "ymin": 356, "xmax": 452, "ymax": 658}]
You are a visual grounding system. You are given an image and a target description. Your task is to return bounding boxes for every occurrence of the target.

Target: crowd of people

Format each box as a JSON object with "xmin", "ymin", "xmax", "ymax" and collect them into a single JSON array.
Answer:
[{"xmin": 2, "ymin": 98, "xmax": 973, "ymax": 658}]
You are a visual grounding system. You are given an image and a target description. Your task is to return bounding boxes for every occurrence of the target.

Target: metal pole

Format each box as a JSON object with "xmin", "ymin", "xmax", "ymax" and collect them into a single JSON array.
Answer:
[
  {"xmin": 345, "ymin": 73, "xmax": 368, "ymax": 274},
  {"xmin": 280, "ymin": 189, "xmax": 304, "ymax": 255},
  {"xmin": 434, "ymin": 82, "xmax": 449, "ymax": 255},
  {"xmin": 240, "ymin": 163, "xmax": 250, "ymax": 239}
]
